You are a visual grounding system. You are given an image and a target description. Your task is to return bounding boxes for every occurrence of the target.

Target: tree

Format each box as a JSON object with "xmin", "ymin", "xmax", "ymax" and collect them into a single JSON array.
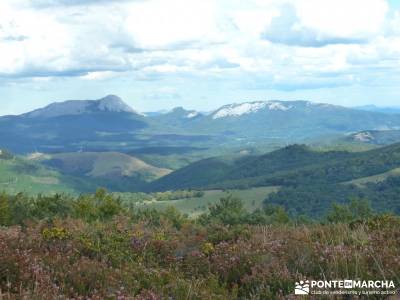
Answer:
[
  {"xmin": 0, "ymin": 149, "xmax": 13, "ymax": 160},
  {"xmin": 162, "ymin": 206, "xmax": 187, "ymax": 229},
  {"xmin": 327, "ymin": 198, "xmax": 373, "ymax": 223},
  {"xmin": 247, "ymin": 205, "xmax": 290, "ymax": 225},
  {"xmin": 0, "ymin": 193, "xmax": 10, "ymax": 225},
  {"xmin": 207, "ymin": 195, "xmax": 247, "ymax": 225},
  {"xmin": 73, "ymin": 189, "xmax": 124, "ymax": 222}
]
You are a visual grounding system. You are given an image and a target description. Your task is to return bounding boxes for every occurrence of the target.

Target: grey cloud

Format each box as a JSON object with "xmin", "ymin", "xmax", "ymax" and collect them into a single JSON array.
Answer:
[
  {"xmin": 262, "ymin": 4, "xmax": 367, "ymax": 47},
  {"xmin": 109, "ymin": 43, "xmax": 147, "ymax": 54},
  {"xmin": 30, "ymin": 0, "xmax": 145, "ymax": 8},
  {"xmin": 143, "ymin": 92, "xmax": 182, "ymax": 101},
  {"xmin": 0, "ymin": 64, "xmax": 130, "ymax": 79},
  {"xmin": 2, "ymin": 35, "xmax": 29, "ymax": 42},
  {"xmin": 205, "ymin": 58, "xmax": 240, "ymax": 69}
]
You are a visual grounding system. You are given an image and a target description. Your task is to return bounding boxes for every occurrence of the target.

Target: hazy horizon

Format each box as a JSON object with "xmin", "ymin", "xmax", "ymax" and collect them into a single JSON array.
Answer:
[
  {"xmin": 2, "ymin": 94, "xmax": 400, "ymax": 117},
  {"xmin": 1, "ymin": 0, "xmax": 400, "ymax": 115}
]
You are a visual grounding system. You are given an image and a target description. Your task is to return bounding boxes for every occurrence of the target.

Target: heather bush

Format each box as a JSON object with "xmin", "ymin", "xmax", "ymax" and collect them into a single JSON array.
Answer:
[
  {"xmin": 0, "ymin": 193, "xmax": 10, "ymax": 226},
  {"xmin": 0, "ymin": 191, "xmax": 399, "ymax": 299}
]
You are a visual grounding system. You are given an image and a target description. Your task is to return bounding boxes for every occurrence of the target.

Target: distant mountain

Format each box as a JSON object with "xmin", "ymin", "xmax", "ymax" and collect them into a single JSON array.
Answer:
[
  {"xmin": 143, "ymin": 110, "xmax": 170, "ymax": 117},
  {"xmin": 147, "ymin": 107, "xmax": 202, "ymax": 130},
  {"xmin": 355, "ymin": 105, "xmax": 400, "ymax": 115},
  {"xmin": 24, "ymin": 95, "xmax": 138, "ymax": 118},
  {"xmin": 210, "ymin": 101, "xmax": 292, "ymax": 119},
  {"xmin": 346, "ymin": 130, "xmax": 400, "ymax": 145},
  {"xmin": 0, "ymin": 95, "xmax": 149, "ymax": 153},
  {"xmin": 185, "ymin": 100, "xmax": 400, "ymax": 141},
  {"xmin": 145, "ymin": 108, "xmax": 201, "ymax": 118}
]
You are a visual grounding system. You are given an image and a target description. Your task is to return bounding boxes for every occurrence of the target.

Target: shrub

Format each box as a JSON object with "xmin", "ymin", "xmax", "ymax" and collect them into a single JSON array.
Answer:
[{"xmin": 0, "ymin": 193, "xmax": 10, "ymax": 226}]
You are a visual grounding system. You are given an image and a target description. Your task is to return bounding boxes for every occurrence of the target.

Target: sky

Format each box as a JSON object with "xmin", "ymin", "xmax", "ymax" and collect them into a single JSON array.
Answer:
[{"xmin": 0, "ymin": 0, "xmax": 400, "ymax": 115}]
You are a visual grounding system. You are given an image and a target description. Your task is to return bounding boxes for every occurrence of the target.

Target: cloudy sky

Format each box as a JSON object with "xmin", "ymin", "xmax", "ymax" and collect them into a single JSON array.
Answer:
[{"xmin": 1, "ymin": 0, "xmax": 400, "ymax": 115}]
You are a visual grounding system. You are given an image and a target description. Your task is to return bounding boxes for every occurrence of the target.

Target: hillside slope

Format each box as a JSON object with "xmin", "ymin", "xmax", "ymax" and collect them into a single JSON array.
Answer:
[
  {"xmin": 148, "ymin": 143, "xmax": 400, "ymax": 191},
  {"xmin": 0, "ymin": 152, "xmax": 95, "ymax": 195},
  {"xmin": 37, "ymin": 152, "xmax": 171, "ymax": 192}
]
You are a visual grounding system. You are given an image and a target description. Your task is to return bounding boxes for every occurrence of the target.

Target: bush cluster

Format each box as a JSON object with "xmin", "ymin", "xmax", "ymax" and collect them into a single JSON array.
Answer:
[{"xmin": 0, "ymin": 190, "xmax": 399, "ymax": 299}]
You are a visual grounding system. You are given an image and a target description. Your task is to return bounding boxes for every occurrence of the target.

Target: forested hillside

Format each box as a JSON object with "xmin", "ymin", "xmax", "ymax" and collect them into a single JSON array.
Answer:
[{"xmin": 149, "ymin": 143, "xmax": 400, "ymax": 191}]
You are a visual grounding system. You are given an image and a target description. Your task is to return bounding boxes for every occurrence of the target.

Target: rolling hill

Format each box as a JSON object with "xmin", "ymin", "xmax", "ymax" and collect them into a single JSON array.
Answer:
[
  {"xmin": 0, "ymin": 150, "xmax": 95, "ymax": 195},
  {"xmin": 35, "ymin": 152, "xmax": 171, "ymax": 192},
  {"xmin": 145, "ymin": 142, "xmax": 400, "ymax": 218},
  {"xmin": 147, "ymin": 143, "xmax": 400, "ymax": 191},
  {"xmin": 0, "ymin": 150, "xmax": 172, "ymax": 194}
]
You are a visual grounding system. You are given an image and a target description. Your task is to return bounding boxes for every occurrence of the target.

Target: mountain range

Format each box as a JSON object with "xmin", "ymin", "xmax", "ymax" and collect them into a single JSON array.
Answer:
[
  {"xmin": 355, "ymin": 105, "xmax": 400, "ymax": 115},
  {"xmin": 2, "ymin": 95, "xmax": 400, "ymax": 156}
]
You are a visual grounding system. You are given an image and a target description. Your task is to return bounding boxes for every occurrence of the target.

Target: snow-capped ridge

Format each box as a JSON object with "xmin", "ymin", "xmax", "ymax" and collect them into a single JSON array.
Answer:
[
  {"xmin": 212, "ymin": 101, "xmax": 292, "ymax": 119},
  {"xmin": 352, "ymin": 131, "xmax": 375, "ymax": 142},
  {"xmin": 186, "ymin": 111, "xmax": 199, "ymax": 118}
]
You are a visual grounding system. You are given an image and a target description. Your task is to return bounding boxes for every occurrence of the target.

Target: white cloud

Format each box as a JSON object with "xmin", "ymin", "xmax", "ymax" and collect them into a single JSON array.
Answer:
[
  {"xmin": 295, "ymin": 0, "xmax": 388, "ymax": 39},
  {"xmin": 124, "ymin": 0, "xmax": 223, "ymax": 49},
  {"xmin": 80, "ymin": 71, "xmax": 122, "ymax": 80},
  {"xmin": 0, "ymin": 1, "xmax": 71, "ymax": 76},
  {"xmin": 261, "ymin": 0, "xmax": 389, "ymax": 47},
  {"xmin": 0, "ymin": 0, "xmax": 399, "ymax": 99}
]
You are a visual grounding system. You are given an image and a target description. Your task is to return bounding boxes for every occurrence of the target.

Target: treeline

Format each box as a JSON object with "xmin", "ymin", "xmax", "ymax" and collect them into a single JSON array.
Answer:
[
  {"xmin": 0, "ymin": 149, "xmax": 13, "ymax": 160},
  {"xmin": 115, "ymin": 190, "xmax": 205, "ymax": 208},
  {"xmin": 149, "ymin": 190, "xmax": 204, "ymax": 201},
  {"xmin": 0, "ymin": 189, "xmax": 209, "ymax": 227},
  {"xmin": 265, "ymin": 176, "xmax": 400, "ymax": 218},
  {"xmin": 0, "ymin": 190, "xmax": 286, "ymax": 227},
  {"xmin": 0, "ymin": 188, "xmax": 396, "ymax": 227}
]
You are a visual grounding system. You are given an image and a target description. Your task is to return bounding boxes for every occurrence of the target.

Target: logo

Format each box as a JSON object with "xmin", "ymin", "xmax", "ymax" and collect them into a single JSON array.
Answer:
[
  {"xmin": 294, "ymin": 279, "xmax": 397, "ymax": 296},
  {"xmin": 295, "ymin": 280, "xmax": 310, "ymax": 295},
  {"xmin": 344, "ymin": 280, "xmax": 353, "ymax": 289}
]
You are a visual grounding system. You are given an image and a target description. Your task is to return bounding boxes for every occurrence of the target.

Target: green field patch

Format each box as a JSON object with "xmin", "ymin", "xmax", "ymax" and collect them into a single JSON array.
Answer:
[
  {"xmin": 130, "ymin": 186, "xmax": 279, "ymax": 216},
  {"xmin": 345, "ymin": 167, "xmax": 400, "ymax": 187},
  {"xmin": 0, "ymin": 158, "xmax": 76, "ymax": 195}
]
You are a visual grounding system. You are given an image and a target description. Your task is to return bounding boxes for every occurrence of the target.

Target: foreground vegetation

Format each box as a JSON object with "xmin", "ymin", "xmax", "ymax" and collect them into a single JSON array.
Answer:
[
  {"xmin": 118, "ymin": 187, "xmax": 279, "ymax": 217},
  {"xmin": 1, "ymin": 190, "xmax": 399, "ymax": 299}
]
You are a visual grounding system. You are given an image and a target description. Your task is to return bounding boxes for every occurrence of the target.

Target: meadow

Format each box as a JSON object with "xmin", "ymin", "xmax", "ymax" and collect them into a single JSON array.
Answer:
[{"xmin": 125, "ymin": 187, "xmax": 280, "ymax": 217}]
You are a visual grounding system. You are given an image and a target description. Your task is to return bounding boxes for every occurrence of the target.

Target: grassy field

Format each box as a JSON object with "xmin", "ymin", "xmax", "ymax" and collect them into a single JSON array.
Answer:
[
  {"xmin": 346, "ymin": 167, "xmax": 400, "ymax": 187},
  {"xmin": 0, "ymin": 157, "xmax": 76, "ymax": 195},
  {"xmin": 35, "ymin": 152, "xmax": 172, "ymax": 180},
  {"xmin": 128, "ymin": 186, "xmax": 280, "ymax": 216}
]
